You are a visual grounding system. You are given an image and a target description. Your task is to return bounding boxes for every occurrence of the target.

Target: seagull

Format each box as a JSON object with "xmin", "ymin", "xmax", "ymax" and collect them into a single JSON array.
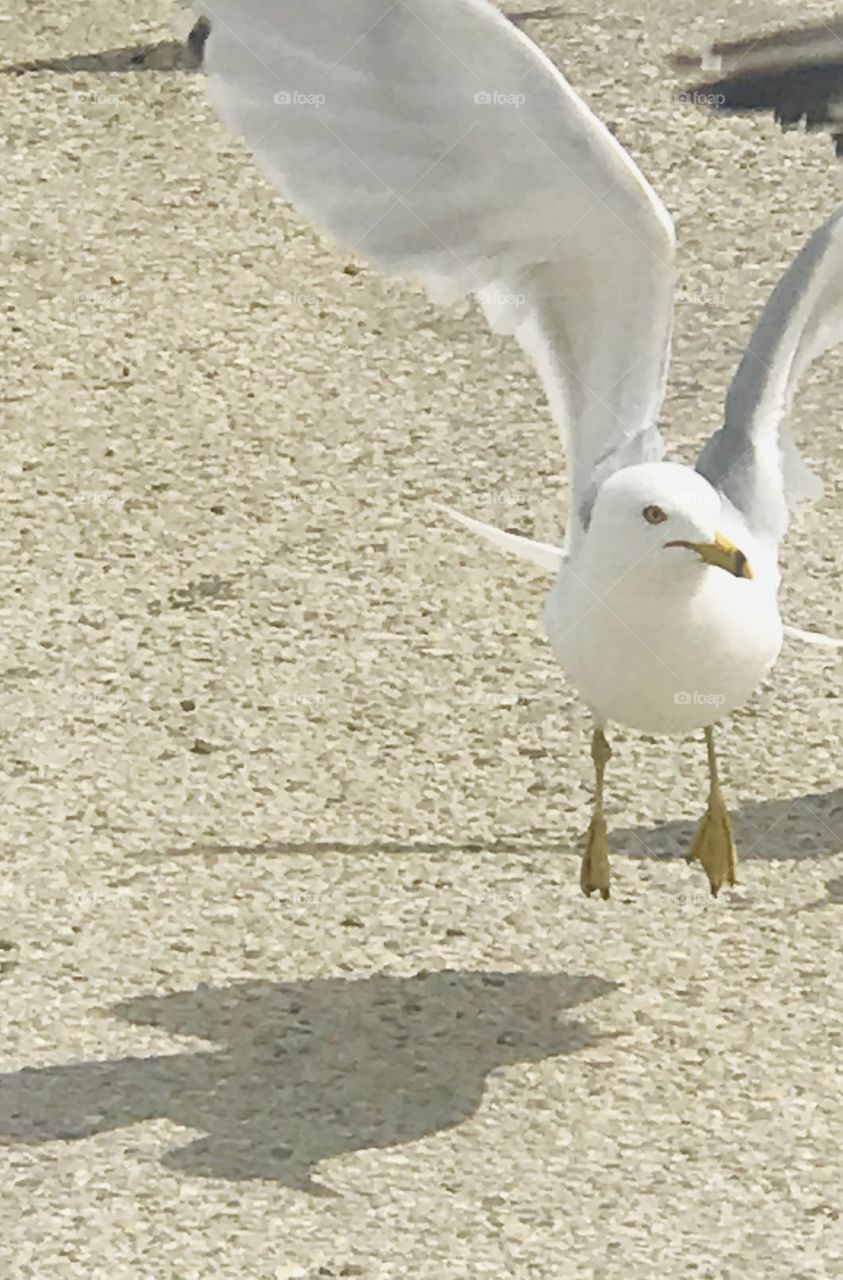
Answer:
[
  {"xmin": 193, "ymin": 0, "xmax": 843, "ymax": 898},
  {"xmin": 674, "ymin": 20, "xmax": 843, "ymax": 157}
]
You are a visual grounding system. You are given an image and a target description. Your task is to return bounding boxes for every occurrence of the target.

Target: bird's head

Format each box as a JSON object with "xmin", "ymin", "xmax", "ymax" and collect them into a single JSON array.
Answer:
[{"xmin": 585, "ymin": 462, "xmax": 753, "ymax": 584}]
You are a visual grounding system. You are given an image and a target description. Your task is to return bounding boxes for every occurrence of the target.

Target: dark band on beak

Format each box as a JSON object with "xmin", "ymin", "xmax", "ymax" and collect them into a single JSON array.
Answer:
[{"xmin": 665, "ymin": 532, "xmax": 753, "ymax": 580}]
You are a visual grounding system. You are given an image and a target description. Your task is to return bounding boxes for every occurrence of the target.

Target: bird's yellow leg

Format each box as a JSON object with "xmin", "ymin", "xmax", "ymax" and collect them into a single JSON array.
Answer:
[
  {"xmin": 690, "ymin": 725, "xmax": 738, "ymax": 896},
  {"xmin": 581, "ymin": 728, "xmax": 612, "ymax": 899}
]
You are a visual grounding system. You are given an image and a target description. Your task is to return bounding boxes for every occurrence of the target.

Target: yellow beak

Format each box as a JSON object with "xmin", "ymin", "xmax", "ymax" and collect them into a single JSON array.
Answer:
[{"xmin": 666, "ymin": 531, "xmax": 753, "ymax": 579}]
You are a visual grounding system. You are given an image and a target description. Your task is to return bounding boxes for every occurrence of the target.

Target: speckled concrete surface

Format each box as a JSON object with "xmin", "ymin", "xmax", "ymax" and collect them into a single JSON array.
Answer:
[{"xmin": 3, "ymin": 2, "xmax": 843, "ymax": 1277}]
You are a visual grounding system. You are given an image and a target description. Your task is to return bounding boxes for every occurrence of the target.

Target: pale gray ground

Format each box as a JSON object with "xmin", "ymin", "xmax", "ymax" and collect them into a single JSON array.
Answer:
[{"xmin": 3, "ymin": 1, "xmax": 843, "ymax": 1277}]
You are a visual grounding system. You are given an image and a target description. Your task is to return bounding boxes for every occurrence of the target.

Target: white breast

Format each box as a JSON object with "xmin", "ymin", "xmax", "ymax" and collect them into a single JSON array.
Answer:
[{"xmin": 545, "ymin": 559, "xmax": 783, "ymax": 735}]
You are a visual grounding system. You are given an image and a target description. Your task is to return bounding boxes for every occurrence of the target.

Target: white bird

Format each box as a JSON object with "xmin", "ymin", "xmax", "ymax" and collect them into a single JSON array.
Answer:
[{"xmin": 194, "ymin": 0, "xmax": 843, "ymax": 898}]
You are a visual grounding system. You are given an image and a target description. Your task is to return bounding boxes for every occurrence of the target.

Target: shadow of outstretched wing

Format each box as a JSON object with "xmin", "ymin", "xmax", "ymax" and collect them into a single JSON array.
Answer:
[{"xmin": 0, "ymin": 969, "xmax": 614, "ymax": 1186}]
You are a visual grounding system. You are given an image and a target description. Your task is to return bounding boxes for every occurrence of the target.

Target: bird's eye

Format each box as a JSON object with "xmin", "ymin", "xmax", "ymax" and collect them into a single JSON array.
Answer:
[{"xmin": 642, "ymin": 504, "xmax": 668, "ymax": 525}]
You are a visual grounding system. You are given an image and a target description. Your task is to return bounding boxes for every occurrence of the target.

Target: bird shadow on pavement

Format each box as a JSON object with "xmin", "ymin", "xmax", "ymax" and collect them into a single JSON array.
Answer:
[
  {"xmin": 0, "ymin": 969, "xmax": 614, "ymax": 1190},
  {"xmin": 614, "ymin": 786, "xmax": 843, "ymax": 864}
]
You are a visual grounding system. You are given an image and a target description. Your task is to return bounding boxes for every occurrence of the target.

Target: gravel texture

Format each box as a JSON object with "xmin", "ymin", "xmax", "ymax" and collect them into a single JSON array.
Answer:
[{"xmin": 3, "ymin": 1, "xmax": 843, "ymax": 1277}]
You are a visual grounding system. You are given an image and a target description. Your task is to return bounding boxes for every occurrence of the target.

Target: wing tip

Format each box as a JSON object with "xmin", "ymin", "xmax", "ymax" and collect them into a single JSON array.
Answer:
[
  {"xmin": 784, "ymin": 623, "xmax": 843, "ymax": 649},
  {"xmin": 433, "ymin": 503, "xmax": 564, "ymax": 573}
]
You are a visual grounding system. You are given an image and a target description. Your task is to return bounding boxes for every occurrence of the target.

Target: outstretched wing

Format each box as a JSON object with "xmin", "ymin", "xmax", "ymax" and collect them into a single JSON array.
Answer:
[
  {"xmin": 196, "ymin": 0, "xmax": 675, "ymax": 546},
  {"xmin": 674, "ymin": 21, "xmax": 843, "ymax": 158},
  {"xmin": 697, "ymin": 202, "xmax": 843, "ymax": 542}
]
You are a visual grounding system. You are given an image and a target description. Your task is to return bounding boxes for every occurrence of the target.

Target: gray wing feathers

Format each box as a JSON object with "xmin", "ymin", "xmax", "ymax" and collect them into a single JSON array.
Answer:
[
  {"xmin": 698, "ymin": 202, "xmax": 843, "ymax": 540},
  {"xmin": 198, "ymin": 0, "xmax": 675, "ymax": 547}
]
